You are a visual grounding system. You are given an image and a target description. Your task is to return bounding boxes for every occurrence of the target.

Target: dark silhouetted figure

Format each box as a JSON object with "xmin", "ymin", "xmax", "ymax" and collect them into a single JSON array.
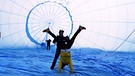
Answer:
[
  {"xmin": 46, "ymin": 39, "xmax": 51, "ymax": 50},
  {"xmin": 43, "ymin": 26, "xmax": 86, "ymax": 70}
]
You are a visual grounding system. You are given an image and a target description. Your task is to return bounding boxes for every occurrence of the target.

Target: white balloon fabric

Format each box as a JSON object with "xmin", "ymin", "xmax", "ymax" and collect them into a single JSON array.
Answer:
[{"xmin": 0, "ymin": 0, "xmax": 135, "ymax": 52}]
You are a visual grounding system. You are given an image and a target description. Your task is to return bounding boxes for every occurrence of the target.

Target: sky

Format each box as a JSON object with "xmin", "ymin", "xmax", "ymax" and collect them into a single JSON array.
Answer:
[{"xmin": 0, "ymin": 0, "xmax": 135, "ymax": 51}]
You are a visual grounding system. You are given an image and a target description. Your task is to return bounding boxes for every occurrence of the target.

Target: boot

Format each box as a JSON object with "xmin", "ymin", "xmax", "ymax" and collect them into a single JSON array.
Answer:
[
  {"xmin": 43, "ymin": 28, "xmax": 50, "ymax": 32},
  {"xmin": 50, "ymin": 66, "xmax": 54, "ymax": 70},
  {"xmin": 79, "ymin": 25, "xmax": 86, "ymax": 30}
]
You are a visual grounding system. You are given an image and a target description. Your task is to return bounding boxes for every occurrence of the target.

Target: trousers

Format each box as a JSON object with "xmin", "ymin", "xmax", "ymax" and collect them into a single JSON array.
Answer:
[{"xmin": 58, "ymin": 51, "xmax": 73, "ymax": 73}]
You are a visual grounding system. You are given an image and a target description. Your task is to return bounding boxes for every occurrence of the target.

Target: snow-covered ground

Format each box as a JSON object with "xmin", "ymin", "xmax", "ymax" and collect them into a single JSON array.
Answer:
[{"xmin": 0, "ymin": 47, "xmax": 135, "ymax": 76}]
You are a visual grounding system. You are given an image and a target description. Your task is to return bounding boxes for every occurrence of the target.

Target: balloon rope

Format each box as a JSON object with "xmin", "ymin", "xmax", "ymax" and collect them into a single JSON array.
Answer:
[{"xmin": 113, "ymin": 28, "xmax": 135, "ymax": 52}]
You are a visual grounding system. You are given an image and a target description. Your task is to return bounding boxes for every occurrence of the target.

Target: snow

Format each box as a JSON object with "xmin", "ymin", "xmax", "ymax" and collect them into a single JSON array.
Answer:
[{"xmin": 0, "ymin": 47, "xmax": 135, "ymax": 76}]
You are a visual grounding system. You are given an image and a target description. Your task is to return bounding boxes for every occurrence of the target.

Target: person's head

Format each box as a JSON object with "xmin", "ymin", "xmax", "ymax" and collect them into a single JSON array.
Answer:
[{"xmin": 59, "ymin": 30, "xmax": 64, "ymax": 36}]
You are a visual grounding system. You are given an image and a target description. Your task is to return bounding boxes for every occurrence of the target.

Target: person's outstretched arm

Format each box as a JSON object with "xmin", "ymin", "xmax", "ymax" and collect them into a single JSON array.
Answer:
[{"xmin": 43, "ymin": 28, "xmax": 56, "ymax": 38}]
